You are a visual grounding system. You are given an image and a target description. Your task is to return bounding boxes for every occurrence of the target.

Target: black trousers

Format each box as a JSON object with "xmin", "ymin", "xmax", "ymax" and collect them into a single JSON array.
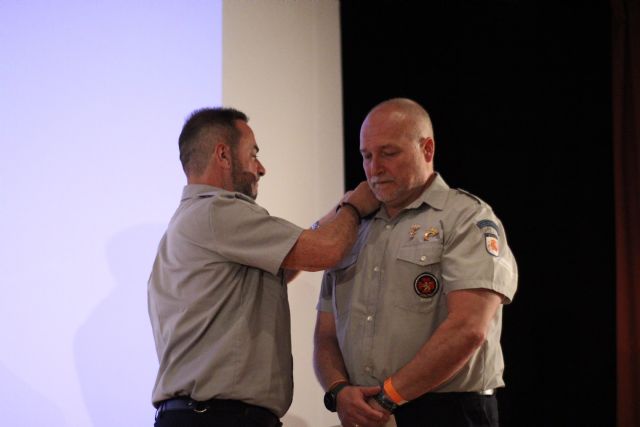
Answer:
[
  {"xmin": 154, "ymin": 398, "xmax": 282, "ymax": 427},
  {"xmin": 394, "ymin": 392, "xmax": 499, "ymax": 427}
]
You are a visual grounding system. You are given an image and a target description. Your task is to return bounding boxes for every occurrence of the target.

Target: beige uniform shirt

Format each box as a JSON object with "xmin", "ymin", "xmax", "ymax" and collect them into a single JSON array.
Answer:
[
  {"xmin": 149, "ymin": 185, "xmax": 303, "ymax": 417},
  {"xmin": 318, "ymin": 174, "xmax": 517, "ymax": 392}
]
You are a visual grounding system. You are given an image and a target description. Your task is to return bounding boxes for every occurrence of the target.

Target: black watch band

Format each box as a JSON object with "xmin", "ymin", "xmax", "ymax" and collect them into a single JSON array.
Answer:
[
  {"xmin": 323, "ymin": 382, "xmax": 349, "ymax": 412},
  {"xmin": 373, "ymin": 390, "xmax": 399, "ymax": 413}
]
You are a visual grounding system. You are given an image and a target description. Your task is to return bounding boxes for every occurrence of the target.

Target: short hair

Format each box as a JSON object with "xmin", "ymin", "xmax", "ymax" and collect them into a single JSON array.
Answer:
[{"xmin": 178, "ymin": 107, "xmax": 249, "ymax": 177}]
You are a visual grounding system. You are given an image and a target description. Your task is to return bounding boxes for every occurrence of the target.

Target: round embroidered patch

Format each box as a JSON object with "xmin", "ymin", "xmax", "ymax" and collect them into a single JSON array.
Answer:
[{"xmin": 413, "ymin": 272, "xmax": 439, "ymax": 298}]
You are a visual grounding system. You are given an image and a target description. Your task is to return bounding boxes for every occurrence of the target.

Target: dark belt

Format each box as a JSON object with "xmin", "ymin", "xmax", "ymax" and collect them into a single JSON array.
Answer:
[
  {"xmin": 416, "ymin": 389, "xmax": 496, "ymax": 400},
  {"xmin": 156, "ymin": 397, "xmax": 280, "ymax": 426}
]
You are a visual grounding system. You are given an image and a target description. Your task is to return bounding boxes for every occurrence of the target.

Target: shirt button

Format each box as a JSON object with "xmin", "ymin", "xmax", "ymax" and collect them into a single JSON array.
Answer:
[
  {"xmin": 420, "ymin": 255, "xmax": 426, "ymax": 261},
  {"xmin": 373, "ymin": 266, "xmax": 380, "ymax": 272},
  {"xmin": 365, "ymin": 366, "xmax": 372, "ymax": 373},
  {"xmin": 366, "ymin": 315, "xmax": 373, "ymax": 321},
  {"xmin": 385, "ymin": 224, "xmax": 392, "ymax": 230}
]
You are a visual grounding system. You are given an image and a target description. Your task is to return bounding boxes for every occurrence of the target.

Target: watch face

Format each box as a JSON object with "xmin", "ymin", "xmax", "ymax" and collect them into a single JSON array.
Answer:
[{"xmin": 323, "ymin": 391, "xmax": 336, "ymax": 412}]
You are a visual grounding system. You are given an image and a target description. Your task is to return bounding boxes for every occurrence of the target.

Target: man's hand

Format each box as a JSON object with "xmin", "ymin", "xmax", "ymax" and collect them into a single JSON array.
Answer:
[
  {"xmin": 337, "ymin": 385, "xmax": 389, "ymax": 427},
  {"xmin": 367, "ymin": 397, "xmax": 392, "ymax": 420},
  {"xmin": 344, "ymin": 181, "xmax": 380, "ymax": 217}
]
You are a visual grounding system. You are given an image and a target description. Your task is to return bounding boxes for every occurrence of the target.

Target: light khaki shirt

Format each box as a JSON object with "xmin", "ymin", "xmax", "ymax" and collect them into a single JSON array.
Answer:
[
  {"xmin": 149, "ymin": 185, "xmax": 303, "ymax": 417},
  {"xmin": 318, "ymin": 174, "xmax": 517, "ymax": 392}
]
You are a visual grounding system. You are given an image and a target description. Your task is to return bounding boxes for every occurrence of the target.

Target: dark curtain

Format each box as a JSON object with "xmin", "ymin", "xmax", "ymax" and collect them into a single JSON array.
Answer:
[{"xmin": 612, "ymin": 0, "xmax": 640, "ymax": 426}]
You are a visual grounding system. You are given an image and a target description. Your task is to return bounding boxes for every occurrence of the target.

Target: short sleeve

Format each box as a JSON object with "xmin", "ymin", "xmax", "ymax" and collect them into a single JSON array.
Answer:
[
  {"xmin": 442, "ymin": 199, "xmax": 518, "ymax": 303},
  {"xmin": 208, "ymin": 194, "xmax": 304, "ymax": 276},
  {"xmin": 316, "ymin": 271, "xmax": 335, "ymax": 312}
]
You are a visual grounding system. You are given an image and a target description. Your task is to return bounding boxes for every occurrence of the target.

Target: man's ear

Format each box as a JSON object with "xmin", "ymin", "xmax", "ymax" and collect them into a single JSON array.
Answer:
[
  {"xmin": 213, "ymin": 143, "xmax": 232, "ymax": 169},
  {"xmin": 421, "ymin": 137, "xmax": 435, "ymax": 163}
]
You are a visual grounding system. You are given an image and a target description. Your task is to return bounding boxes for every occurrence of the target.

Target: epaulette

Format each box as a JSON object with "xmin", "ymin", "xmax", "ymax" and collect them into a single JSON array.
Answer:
[{"xmin": 454, "ymin": 188, "xmax": 486, "ymax": 205}]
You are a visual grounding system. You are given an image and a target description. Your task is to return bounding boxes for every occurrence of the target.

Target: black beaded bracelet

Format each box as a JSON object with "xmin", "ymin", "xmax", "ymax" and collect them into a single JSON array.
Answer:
[{"xmin": 336, "ymin": 202, "xmax": 362, "ymax": 224}]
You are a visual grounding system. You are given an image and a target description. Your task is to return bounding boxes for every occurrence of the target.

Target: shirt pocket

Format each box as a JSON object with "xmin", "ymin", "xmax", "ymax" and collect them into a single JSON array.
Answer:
[
  {"xmin": 392, "ymin": 243, "xmax": 444, "ymax": 314},
  {"xmin": 332, "ymin": 253, "xmax": 358, "ymax": 320}
]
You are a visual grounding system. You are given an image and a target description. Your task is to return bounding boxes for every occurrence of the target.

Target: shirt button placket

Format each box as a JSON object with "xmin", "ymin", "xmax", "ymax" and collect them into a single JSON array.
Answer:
[{"xmin": 363, "ymin": 221, "xmax": 392, "ymax": 381}]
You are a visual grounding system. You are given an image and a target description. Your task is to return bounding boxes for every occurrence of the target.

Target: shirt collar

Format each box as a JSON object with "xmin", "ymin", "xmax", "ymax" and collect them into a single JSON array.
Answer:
[
  {"xmin": 180, "ymin": 184, "xmax": 257, "ymax": 205},
  {"xmin": 374, "ymin": 172, "xmax": 450, "ymax": 220}
]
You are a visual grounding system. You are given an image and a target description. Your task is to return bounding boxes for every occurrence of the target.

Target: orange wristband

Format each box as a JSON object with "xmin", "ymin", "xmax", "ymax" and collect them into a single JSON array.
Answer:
[{"xmin": 384, "ymin": 378, "xmax": 408, "ymax": 405}]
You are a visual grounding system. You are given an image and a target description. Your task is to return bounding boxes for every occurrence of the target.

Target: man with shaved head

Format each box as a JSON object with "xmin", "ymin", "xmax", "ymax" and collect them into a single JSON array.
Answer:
[{"xmin": 314, "ymin": 98, "xmax": 518, "ymax": 427}]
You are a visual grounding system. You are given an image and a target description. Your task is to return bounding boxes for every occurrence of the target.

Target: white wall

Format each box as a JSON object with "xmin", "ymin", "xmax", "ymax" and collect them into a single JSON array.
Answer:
[
  {"xmin": 223, "ymin": 1, "xmax": 343, "ymax": 426},
  {"xmin": 0, "ymin": 1, "xmax": 222, "ymax": 426},
  {"xmin": 0, "ymin": 0, "xmax": 344, "ymax": 426}
]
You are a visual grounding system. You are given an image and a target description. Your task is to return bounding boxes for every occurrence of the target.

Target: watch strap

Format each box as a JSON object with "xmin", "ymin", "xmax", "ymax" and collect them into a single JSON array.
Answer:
[
  {"xmin": 323, "ymin": 381, "xmax": 349, "ymax": 412},
  {"xmin": 330, "ymin": 381, "xmax": 349, "ymax": 398},
  {"xmin": 373, "ymin": 390, "xmax": 399, "ymax": 413}
]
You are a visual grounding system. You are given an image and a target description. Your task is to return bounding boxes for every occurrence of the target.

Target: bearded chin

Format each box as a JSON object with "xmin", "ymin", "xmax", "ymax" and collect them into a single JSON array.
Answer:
[
  {"xmin": 373, "ymin": 188, "xmax": 393, "ymax": 203},
  {"xmin": 232, "ymin": 172, "xmax": 258, "ymax": 200}
]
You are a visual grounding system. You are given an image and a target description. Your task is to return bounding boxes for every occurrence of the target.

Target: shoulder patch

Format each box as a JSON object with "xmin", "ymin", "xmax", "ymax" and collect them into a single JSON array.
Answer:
[
  {"xmin": 484, "ymin": 234, "xmax": 500, "ymax": 257},
  {"xmin": 477, "ymin": 219, "xmax": 499, "ymax": 235},
  {"xmin": 477, "ymin": 219, "xmax": 500, "ymax": 256}
]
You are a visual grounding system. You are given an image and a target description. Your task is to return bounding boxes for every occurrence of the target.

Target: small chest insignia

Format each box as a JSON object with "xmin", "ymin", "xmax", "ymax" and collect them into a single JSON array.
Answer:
[
  {"xmin": 409, "ymin": 224, "xmax": 421, "ymax": 240},
  {"xmin": 423, "ymin": 227, "xmax": 439, "ymax": 241},
  {"xmin": 413, "ymin": 272, "xmax": 440, "ymax": 298}
]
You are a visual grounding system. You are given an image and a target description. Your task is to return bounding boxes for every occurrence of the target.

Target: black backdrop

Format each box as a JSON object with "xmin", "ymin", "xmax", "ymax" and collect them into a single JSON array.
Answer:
[{"xmin": 340, "ymin": 1, "xmax": 615, "ymax": 426}]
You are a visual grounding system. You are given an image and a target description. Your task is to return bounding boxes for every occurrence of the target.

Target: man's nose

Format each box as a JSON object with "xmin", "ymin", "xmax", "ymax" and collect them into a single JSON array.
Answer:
[
  {"xmin": 257, "ymin": 160, "xmax": 266, "ymax": 177},
  {"xmin": 370, "ymin": 156, "xmax": 383, "ymax": 175}
]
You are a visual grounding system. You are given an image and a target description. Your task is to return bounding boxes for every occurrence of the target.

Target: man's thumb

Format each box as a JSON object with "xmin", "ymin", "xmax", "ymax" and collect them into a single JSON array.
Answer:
[{"xmin": 360, "ymin": 385, "xmax": 382, "ymax": 397}]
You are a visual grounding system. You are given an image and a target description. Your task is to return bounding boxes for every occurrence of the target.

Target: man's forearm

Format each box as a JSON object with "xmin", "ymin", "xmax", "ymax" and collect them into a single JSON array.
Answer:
[
  {"xmin": 390, "ymin": 290, "xmax": 502, "ymax": 401},
  {"xmin": 390, "ymin": 317, "xmax": 484, "ymax": 400},
  {"xmin": 314, "ymin": 333, "xmax": 350, "ymax": 390},
  {"xmin": 282, "ymin": 206, "xmax": 359, "ymax": 271},
  {"xmin": 282, "ymin": 181, "xmax": 379, "ymax": 272},
  {"xmin": 283, "ymin": 204, "xmax": 346, "ymax": 283},
  {"xmin": 314, "ymin": 312, "xmax": 350, "ymax": 390}
]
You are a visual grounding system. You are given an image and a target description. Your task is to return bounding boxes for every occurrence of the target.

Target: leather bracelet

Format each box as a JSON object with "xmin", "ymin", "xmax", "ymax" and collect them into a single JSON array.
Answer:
[{"xmin": 336, "ymin": 202, "xmax": 361, "ymax": 224}]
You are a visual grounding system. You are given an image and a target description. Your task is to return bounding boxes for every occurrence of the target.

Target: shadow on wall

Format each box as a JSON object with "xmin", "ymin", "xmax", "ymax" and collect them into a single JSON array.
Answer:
[
  {"xmin": 0, "ymin": 361, "xmax": 67, "ymax": 426},
  {"xmin": 74, "ymin": 224, "xmax": 165, "ymax": 427}
]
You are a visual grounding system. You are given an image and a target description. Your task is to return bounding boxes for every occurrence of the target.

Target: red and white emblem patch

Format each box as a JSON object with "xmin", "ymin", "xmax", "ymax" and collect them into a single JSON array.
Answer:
[
  {"xmin": 485, "ymin": 235, "xmax": 500, "ymax": 257},
  {"xmin": 413, "ymin": 272, "xmax": 440, "ymax": 298}
]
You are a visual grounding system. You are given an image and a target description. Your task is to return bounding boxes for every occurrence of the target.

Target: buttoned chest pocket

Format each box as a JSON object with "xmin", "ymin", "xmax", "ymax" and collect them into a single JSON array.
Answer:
[{"xmin": 392, "ymin": 244, "xmax": 444, "ymax": 314}]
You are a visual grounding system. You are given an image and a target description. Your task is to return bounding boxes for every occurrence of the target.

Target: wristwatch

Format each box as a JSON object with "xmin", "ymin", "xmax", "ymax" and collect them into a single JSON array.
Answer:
[
  {"xmin": 323, "ymin": 382, "xmax": 349, "ymax": 412},
  {"xmin": 373, "ymin": 390, "xmax": 399, "ymax": 413}
]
